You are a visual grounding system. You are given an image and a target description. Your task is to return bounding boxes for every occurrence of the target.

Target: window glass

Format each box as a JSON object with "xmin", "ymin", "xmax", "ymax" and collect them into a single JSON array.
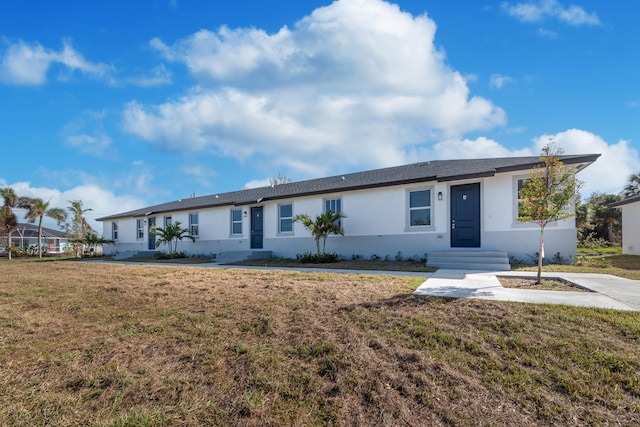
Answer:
[
  {"xmin": 112, "ymin": 222, "xmax": 119, "ymax": 240},
  {"xmin": 324, "ymin": 198, "xmax": 341, "ymax": 214},
  {"xmin": 409, "ymin": 189, "xmax": 431, "ymax": 226},
  {"xmin": 324, "ymin": 198, "xmax": 342, "ymax": 227},
  {"xmin": 189, "ymin": 213, "xmax": 199, "ymax": 237},
  {"xmin": 136, "ymin": 219, "xmax": 144, "ymax": 239},
  {"xmin": 517, "ymin": 179, "xmax": 529, "ymax": 218},
  {"xmin": 279, "ymin": 204, "xmax": 293, "ymax": 233},
  {"xmin": 231, "ymin": 209, "xmax": 242, "ymax": 235},
  {"xmin": 164, "ymin": 216, "xmax": 172, "ymax": 227}
]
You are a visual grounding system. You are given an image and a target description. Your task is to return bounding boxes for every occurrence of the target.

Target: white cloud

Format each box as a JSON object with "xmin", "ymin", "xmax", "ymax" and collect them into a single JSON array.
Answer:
[
  {"xmin": 502, "ymin": 0, "xmax": 600, "ymax": 26},
  {"xmin": 61, "ymin": 111, "xmax": 114, "ymax": 157},
  {"xmin": 3, "ymin": 182, "xmax": 144, "ymax": 233},
  {"xmin": 243, "ymin": 178, "xmax": 272, "ymax": 189},
  {"xmin": 536, "ymin": 28, "xmax": 558, "ymax": 38},
  {"xmin": 127, "ymin": 64, "xmax": 172, "ymax": 87},
  {"xmin": 489, "ymin": 73, "xmax": 515, "ymax": 89},
  {"xmin": 125, "ymin": 0, "xmax": 506, "ymax": 176},
  {"xmin": 0, "ymin": 38, "xmax": 112, "ymax": 85},
  {"xmin": 409, "ymin": 129, "xmax": 638, "ymax": 197},
  {"xmin": 532, "ymin": 129, "xmax": 640, "ymax": 196}
]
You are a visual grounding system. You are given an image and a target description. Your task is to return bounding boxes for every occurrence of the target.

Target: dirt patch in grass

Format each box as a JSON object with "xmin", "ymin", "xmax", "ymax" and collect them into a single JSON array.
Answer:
[
  {"xmin": 0, "ymin": 260, "xmax": 639, "ymax": 426},
  {"xmin": 498, "ymin": 276, "xmax": 591, "ymax": 292}
]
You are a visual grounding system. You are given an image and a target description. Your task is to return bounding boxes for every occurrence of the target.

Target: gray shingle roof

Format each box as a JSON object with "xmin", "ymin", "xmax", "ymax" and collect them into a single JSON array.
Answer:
[
  {"xmin": 97, "ymin": 154, "xmax": 600, "ymax": 221},
  {"xmin": 14, "ymin": 223, "xmax": 68, "ymax": 238},
  {"xmin": 610, "ymin": 194, "xmax": 640, "ymax": 208}
]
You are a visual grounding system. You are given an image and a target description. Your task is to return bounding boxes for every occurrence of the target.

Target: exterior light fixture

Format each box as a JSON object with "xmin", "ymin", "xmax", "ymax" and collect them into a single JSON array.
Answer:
[{"xmin": 438, "ymin": 191, "xmax": 443, "ymax": 201}]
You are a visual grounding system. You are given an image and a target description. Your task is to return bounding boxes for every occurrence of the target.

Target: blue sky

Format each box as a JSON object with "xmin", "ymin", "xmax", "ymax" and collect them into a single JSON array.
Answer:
[{"xmin": 1, "ymin": 0, "xmax": 638, "ymax": 231}]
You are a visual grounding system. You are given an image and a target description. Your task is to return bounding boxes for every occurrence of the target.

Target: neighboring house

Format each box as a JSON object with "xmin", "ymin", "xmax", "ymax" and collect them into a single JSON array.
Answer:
[
  {"xmin": 6, "ymin": 223, "xmax": 69, "ymax": 254},
  {"xmin": 97, "ymin": 155, "xmax": 599, "ymax": 262},
  {"xmin": 610, "ymin": 194, "xmax": 640, "ymax": 255}
]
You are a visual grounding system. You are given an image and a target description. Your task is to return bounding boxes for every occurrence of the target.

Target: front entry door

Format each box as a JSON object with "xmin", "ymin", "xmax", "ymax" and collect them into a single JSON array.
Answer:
[
  {"xmin": 148, "ymin": 217, "xmax": 156, "ymax": 250},
  {"xmin": 450, "ymin": 183, "xmax": 481, "ymax": 247},
  {"xmin": 250, "ymin": 207, "xmax": 263, "ymax": 249}
]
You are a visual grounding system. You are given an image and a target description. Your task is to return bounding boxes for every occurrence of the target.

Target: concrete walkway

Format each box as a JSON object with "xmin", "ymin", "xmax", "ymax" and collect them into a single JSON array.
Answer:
[{"xmin": 413, "ymin": 269, "xmax": 640, "ymax": 311}]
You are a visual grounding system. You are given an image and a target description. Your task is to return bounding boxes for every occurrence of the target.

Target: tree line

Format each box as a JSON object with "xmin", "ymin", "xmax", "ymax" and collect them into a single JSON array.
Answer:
[
  {"xmin": 576, "ymin": 171, "xmax": 639, "ymax": 248},
  {"xmin": 0, "ymin": 188, "xmax": 109, "ymax": 259}
]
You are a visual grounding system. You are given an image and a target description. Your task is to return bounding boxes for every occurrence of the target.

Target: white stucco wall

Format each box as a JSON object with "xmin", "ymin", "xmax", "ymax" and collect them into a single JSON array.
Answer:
[
  {"xmin": 621, "ymin": 201, "xmax": 640, "ymax": 255},
  {"xmin": 101, "ymin": 173, "xmax": 580, "ymax": 262}
]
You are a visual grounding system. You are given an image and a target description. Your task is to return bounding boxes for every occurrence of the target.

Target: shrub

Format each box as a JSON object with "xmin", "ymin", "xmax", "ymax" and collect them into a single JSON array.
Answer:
[
  {"xmin": 155, "ymin": 251, "xmax": 187, "ymax": 260},
  {"xmin": 297, "ymin": 251, "xmax": 340, "ymax": 264}
]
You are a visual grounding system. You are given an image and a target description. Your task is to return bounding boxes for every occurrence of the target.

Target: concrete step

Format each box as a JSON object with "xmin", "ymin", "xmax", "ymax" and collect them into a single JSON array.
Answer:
[
  {"xmin": 431, "ymin": 262, "xmax": 511, "ymax": 271},
  {"xmin": 216, "ymin": 250, "xmax": 272, "ymax": 264},
  {"xmin": 427, "ymin": 250, "xmax": 510, "ymax": 271}
]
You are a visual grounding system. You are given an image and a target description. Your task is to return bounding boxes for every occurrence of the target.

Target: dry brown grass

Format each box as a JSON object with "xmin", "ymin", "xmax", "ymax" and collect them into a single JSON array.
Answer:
[{"xmin": 0, "ymin": 260, "xmax": 639, "ymax": 426}]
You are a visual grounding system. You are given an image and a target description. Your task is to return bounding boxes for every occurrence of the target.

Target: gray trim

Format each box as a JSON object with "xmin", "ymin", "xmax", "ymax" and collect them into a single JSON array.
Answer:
[{"xmin": 610, "ymin": 194, "xmax": 640, "ymax": 208}]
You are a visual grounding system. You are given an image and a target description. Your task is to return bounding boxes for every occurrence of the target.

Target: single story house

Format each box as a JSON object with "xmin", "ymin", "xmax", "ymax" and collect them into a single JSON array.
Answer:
[
  {"xmin": 5, "ymin": 223, "xmax": 69, "ymax": 254},
  {"xmin": 97, "ymin": 154, "xmax": 599, "ymax": 263},
  {"xmin": 610, "ymin": 194, "xmax": 640, "ymax": 255}
]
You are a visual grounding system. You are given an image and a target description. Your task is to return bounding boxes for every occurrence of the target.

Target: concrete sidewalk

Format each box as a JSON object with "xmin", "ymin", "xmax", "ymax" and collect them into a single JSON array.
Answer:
[{"xmin": 413, "ymin": 269, "xmax": 640, "ymax": 311}]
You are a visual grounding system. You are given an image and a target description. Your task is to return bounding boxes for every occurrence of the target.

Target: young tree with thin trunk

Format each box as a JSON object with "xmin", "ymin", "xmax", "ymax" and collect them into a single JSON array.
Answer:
[
  {"xmin": 17, "ymin": 197, "xmax": 67, "ymax": 258},
  {"xmin": 0, "ymin": 188, "xmax": 19, "ymax": 261},
  {"xmin": 517, "ymin": 144, "xmax": 579, "ymax": 284}
]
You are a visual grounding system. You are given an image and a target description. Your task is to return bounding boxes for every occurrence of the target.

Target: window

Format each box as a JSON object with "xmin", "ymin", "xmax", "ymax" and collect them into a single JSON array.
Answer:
[
  {"xmin": 516, "ymin": 178, "xmax": 529, "ymax": 219},
  {"xmin": 408, "ymin": 189, "xmax": 431, "ymax": 227},
  {"xmin": 136, "ymin": 219, "xmax": 144, "ymax": 240},
  {"xmin": 324, "ymin": 197, "xmax": 342, "ymax": 226},
  {"xmin": 279, "ymin": 204, "xmax": 293, "ymax": 233},
  {"xmin": 231, "ymin": 209, "xmax": 242, "ymax": 235},
  {"xmin": 189, "ymin": 213, "xmax": 199, "ymax": 237},
  {"xmin": 164, "ymin": 216, "xmax": 172, "ymax": 227},
  {"xmin": 324, "ymin": 198, "xmax": 341, "ymax": 214},
  {"xmin": 112, "ymin": 222, "xmax": 118, "ymax": 240}
]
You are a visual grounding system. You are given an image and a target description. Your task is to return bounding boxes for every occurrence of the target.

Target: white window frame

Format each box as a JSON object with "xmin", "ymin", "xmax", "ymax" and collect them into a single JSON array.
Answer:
[
  {"xmin": 112, "ymin": 222, "xmax": 119, "ymax": 240},
  {"xmin": 406, "ymin": 187, "xmax": 434, "ymax": 231},
  {"xmin": 231, "ymin": 209, "xmax": 243, "ymax": 236},
  {"xmin": 136, "ymin": 219, "xmax": 144, "ymax": 240},
  {"xmin": 189, "ymin": 213, "xmax": 199, "ymax": 238},
  {"xmin": 278, "ymin": 203, "xmax": 294, "ymax": 235}
]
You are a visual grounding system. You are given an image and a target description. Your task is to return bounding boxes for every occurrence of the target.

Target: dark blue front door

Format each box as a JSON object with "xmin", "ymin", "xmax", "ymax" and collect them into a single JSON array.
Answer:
[
  {"xmin": 148, "ymin": 218, "xmax": 156, "ymax": 250},
  {"xmin": 450, "ymin": 183, "xmax": 480, "ymax": 247},
  {"xmin": 250, "ymin": 207, "xmax": 263, "ymax": 249}
]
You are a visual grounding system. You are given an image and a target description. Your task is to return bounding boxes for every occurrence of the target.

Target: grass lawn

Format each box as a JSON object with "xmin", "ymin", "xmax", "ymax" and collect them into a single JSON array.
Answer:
[
  {"xmin": 512, "ymin": 254, "xmax": 640, "ymax": 280},
  {"xmin": 0, "ymin": 260, "xmax": 639, "ymax": 426}
]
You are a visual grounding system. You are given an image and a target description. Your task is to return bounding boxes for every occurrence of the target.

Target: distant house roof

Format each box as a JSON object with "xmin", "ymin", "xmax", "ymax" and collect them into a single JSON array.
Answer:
[
  {"xmin": 610, "ymin": 194, "xmax": 640, "ymax": 208},
  {"xmin": 13, "ymin": 223, "xmax": 68, "ymax": 239},
  {"xmin": 97, "ymin": 154, "xmax": 600, "ymax": 221}
]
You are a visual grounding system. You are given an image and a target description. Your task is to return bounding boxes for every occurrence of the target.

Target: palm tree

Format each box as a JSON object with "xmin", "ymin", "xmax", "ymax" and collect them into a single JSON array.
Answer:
[
  {"xmin": 68, "ymin": 200, "xmax": 94, "ymax": 257},
  {"xmin": 82, "ymin": 231, "xmax": 114, "ymax": 256},
  {"xmin": 0, "ymin": 188, "xmax": 19, "ymax": 260},
  {"xmin": 621, "ymin": 172, "xmax": 640, "ymax": 198},
  {"xmin": 294, "ymin": 210, "xmax": 346, "ymax": 255},
  {"xmin": 17, "ymin": 197, "xmax": 67, "ymax": 258},
  {"xmin": 149, "ymin": 221, "xmax": 196, "ymax": 255}
]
